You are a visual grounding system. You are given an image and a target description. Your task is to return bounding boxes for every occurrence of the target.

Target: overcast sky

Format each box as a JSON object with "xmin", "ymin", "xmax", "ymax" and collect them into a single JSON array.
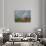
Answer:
[{"xmin": 15, "ymin": 10, "xmax": 31, "ymax": 18}]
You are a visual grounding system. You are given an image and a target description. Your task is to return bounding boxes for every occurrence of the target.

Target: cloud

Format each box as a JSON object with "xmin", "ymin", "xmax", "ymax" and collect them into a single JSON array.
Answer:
[{"xmin": 15, "ymin": 10, "xmax": 31, "ymax": 18}]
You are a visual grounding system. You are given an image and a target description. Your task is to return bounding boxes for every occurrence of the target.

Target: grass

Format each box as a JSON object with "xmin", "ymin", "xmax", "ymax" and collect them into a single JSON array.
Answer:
[{"xmin": 15, "ymin": 18, "xmax": 31, "ymax": 22}]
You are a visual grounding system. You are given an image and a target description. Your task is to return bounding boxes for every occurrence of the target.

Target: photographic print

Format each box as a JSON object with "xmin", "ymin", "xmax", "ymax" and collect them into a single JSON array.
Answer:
[{"xmin": 15, "ymin": 10, "xmax": 31, "ymax": 22}]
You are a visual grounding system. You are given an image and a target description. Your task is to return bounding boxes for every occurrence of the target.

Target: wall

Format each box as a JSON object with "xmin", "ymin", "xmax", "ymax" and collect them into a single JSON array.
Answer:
[
  {"xmin": 42, "ymin": 0, "xmax": 46, "ymax": 37},
  {"xmin": 0, "ymin": 0, "xmax": 3, "ymax": 33},
  {"xmin": 4, "ymin": 0, "xmax": 42, "ymax": 32}
]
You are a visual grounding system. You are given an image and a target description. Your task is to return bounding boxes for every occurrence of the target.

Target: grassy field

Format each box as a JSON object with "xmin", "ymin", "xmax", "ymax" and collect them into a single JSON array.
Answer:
[{"xmin": 15, "ymin": 18, "xmax": 31, "ymax": 22}]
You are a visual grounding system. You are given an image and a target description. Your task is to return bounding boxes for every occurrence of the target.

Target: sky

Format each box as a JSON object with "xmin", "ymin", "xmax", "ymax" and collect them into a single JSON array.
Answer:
[{"xmin": 15, "ymin": 10, "xmax": 31, "ymax": 18}]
